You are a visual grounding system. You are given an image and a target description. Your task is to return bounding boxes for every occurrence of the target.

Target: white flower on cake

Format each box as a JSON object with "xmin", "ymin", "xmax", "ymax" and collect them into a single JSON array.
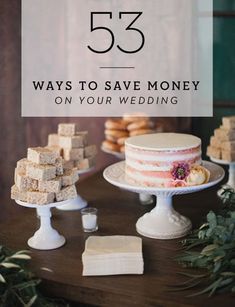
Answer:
[{"xmin": 186, "ymin": 165, "xmax": 210, "ymax": 186}]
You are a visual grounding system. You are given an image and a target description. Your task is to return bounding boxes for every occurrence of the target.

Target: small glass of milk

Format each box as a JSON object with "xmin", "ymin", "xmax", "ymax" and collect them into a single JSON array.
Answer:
[{"xmin": 81, "ymin": 207, "xmax": 98, "ymax": 232}]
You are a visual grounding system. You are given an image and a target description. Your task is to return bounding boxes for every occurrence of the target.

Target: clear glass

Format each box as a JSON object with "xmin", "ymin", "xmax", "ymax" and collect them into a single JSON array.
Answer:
[{"xmin": 81, "ymin": 207, "xmax": 98, "ymax": 232}]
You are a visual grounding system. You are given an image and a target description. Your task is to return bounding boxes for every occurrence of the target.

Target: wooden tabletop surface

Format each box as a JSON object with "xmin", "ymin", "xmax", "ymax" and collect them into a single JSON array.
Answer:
[{"xmin": 0, "ymin": 170, "xmax": 234, "ymax": 307}]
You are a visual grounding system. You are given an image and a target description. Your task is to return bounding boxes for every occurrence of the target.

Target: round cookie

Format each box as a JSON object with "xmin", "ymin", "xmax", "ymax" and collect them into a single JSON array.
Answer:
[
  {"xmin": 102, "ymin": 140, "xmax": 120, "ymax": 152},
  {"xmin": 123, "ymin": 113, "xmax": 149, "ymax": 123},
  {"xmin": 105, "ymin": 134, "xmax": 118, "ymax": 143},
  {"xmin": 105, "ymin": 119, "xmax": 128, "ymax": 131},
  {"xmin": 105, "ymin": 129, "xmax": 129, "ymax": 141},
  {"xmin": 127, "ymin": 120, "xmax": 154, "ymax": 131},
  {"xmin": 117, "ymin": 137, "xmax": 128, "ymax": 145},
  {"xmin": 129, "ymin": 129, "xmax": 154, "ymax": 137}
]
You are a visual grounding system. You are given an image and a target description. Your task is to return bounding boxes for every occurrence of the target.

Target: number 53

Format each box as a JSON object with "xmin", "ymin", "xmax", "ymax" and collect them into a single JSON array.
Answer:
[{"xmin": 87, "ymin": 12, "xmax": 145, "ymax": 54}]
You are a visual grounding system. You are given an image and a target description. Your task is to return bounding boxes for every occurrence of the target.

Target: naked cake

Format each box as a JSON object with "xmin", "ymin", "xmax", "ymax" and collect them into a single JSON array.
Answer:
[{"xmin": 125, "ymin": 133, "xmax": 210, "ymax": 188}]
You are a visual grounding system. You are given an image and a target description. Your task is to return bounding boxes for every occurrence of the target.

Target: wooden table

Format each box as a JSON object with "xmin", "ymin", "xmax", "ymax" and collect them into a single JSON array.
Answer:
[{"xmin": 0, "ymin": 171, "xmax": 234, "ymax": 306}]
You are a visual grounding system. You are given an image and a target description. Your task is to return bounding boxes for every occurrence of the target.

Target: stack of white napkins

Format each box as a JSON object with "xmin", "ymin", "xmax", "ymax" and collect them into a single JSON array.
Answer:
[{"xmin": 82, "ymin": 235, "xmax": 144, "ymax": 276}]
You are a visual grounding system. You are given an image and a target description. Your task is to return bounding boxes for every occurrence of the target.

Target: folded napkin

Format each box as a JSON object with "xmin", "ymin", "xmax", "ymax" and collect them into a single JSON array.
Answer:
[{"xmin": 82, "ymin": 235, "xmax": 144, "ymax": 276}]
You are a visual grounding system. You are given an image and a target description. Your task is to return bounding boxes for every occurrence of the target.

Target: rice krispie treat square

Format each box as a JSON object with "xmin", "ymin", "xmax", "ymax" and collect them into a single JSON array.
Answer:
[
  {"xmin": 214, "ymin": 128, "xmax": 235, "ymax": 141},
  {"xmin": 55, "ymin": 156, "xmax": 63, "ymax": 176},
  {"xmin": 210, "ymin": 136, "xmax": 222, "ymax": 149},
  {"xmin": 15, "ymin": 169, "xmax": 38, "ymax": 191},
  {"xmin": 11, "ymin": 185, "xmax": 28, "ymax": 202},
  {"xmin": 76, "ymin": 131, "xmax": 88, "ymax": 146},
  {"xmin": 55, "ymin": 185, "xmax": 77, "ymax": 202},
  {"xmin": 38, "ymin": 177, "xmax": 62, "ymax": 193},
  {"xmin": 58, "ymin": 123, "xmax": 78, "ymax": 136},
  {"xmin": 16, "ymin": 158, "xmax": 29, "ymax": 174},
  {"xmin": 222, "ymin": 116, "xmax": 235, "ymax": 130},
  {"xmin": 48, "ymin": 134, "xmax": 59, "ymax": 147},
  {"xmin": 46, "ymin": 146, "xmax": 63, "ymax": 156},
  {"xmin": 27, "ymin": 147, "xmax": 58, "ymax": 165},
  {"xmin": 224, "ymin": 141, "xmax": 235, "ymax": 151},
  {"xmin": 61, "ymin": 168, "xmax": 79, "ymax": 186},
  {"xmin": 74, "ymin": 157, "xmax": 95, "ymax": 170},
  {"xmin": 27, "ymin": 191, "xmax": 55, "ymax": 205},
  {"xmin": 63, "ymin": 148, "xmax": 84, "ymax": 161},
  {"xmin": 62, "ymin": 160, "xmax": 75, "ymax": 170},
  {"xmin": 207, "ymin": 145, "xmax": 221, "ymax": 159},
  {"xmin": 59, "ymin": 135, "xmax": 84, "ymax": 149},
  {"xmin": 222, "ymin": 150, "xmax": 235, "ymax": 162},
  {"xmin": 26, "ymin": 162, "xmax": 56, "ymax": 181},
  {"xmin": 84, "ymin": 145, "xmax": 97, "ymax": 158}
]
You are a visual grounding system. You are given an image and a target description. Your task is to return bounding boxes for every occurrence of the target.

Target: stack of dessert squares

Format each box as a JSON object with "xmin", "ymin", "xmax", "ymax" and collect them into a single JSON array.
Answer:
[
  {"xmin": 102, "ymin": 114, "xmax": 156, "ymax": 153},
  {"xmin": 11, "ymin": 147, "xmax": 78, "ymax": 205},
  {"xmin": 207, "ymin": 116, "xmax": 235, "ymax": 161},
  {"xmin": 47, "ymin": 123, "xmax": 97, "ymax": 171}
]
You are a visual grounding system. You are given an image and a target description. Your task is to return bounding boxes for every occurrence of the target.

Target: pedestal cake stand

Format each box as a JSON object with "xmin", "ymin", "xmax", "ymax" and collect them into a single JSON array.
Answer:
[
  {"xmin": 16, "ymin": 199, "xmax": 71, "ymax": 250},
  {"xmin": 102, "ymin": 147, "xmax": 153, "ymax": 205},
  {"xmin": 57, "ymin": 167, "xmax": 94, "ymax": 211},
  {"xmin": 103, "ymin": 161, "xmax": 224, "ymax": 239},
  {"xmin": 210, "ymin": 157, "xmax": 235, "ymax": 199}
]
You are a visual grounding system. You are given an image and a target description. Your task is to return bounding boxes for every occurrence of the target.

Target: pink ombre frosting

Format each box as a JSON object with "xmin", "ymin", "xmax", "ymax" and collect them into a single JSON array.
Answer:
[{"xmin": 125, "ymin": 133, "xmax": 201, "ymax": 187}]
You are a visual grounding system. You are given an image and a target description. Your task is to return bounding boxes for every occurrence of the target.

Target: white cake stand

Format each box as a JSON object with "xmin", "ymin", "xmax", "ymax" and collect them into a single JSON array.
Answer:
[
  {"xmin": 16, "ymin": 199, "xmax": 71, "ymax": 250},
  {"xmin": 57, "ymin": 167, "xmax": 94, "ymax": 211},
  {"xmin": 102, "ymin": 147, "xmax": 154, "ymax": 205},
  {"xmin": 210, "ymin": 157, "xmax": 235, "ymax": 198},
  {"xmin": 103, "ymin": 161, "xmax": 224, "ymax": 239}
]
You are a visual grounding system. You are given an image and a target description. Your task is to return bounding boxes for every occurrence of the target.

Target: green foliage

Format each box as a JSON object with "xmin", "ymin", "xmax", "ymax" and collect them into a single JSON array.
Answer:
[
  {"xmin": 171, "ymin": 188, "xmax": 235, "ymax": 297},
  {"xmin": 220, "ymin": 187, "xmax": 235, "ymax": 211},
  {"xmin": 0, "ymin": 246, "xmax": 69, "ymax": 307}
]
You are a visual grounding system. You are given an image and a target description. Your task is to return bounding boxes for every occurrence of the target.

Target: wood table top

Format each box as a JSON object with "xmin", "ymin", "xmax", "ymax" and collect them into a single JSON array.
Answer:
[{"xmin": 0, "ymin": 171, "xmax": 234, "ymax": 307}]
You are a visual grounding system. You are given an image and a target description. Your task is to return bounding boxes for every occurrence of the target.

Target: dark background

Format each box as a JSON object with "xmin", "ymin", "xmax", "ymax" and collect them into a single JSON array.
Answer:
[{"xmin": 0, "ymin": 0, "xmax": 234, "ymax": 212}]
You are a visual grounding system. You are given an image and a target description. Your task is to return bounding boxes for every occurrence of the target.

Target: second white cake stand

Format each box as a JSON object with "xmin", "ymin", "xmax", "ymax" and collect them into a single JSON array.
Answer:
[
  {"xmin": 210, "ymin": 157, "xmax": 235, "ymax": 199},
  {"xmin": 16, "ymin": 199, "xmax": 71, "ymax": 250},
  {"xmin": 57, "ymin": 167, "xmax": 94, "ymax": 211},
  {"xmin": 103, "ymin": 161, "xmax": 224, "ymax": 239}
]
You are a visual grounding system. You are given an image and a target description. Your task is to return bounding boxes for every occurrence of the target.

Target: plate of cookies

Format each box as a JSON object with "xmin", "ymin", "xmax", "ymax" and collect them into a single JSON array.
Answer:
[{"xmin": 102, "ymin": 114, "xmax": 160, "ymax": 158}]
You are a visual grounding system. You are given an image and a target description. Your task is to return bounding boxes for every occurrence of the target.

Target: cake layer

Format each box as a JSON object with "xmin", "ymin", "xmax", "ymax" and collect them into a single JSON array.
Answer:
[
  {"xmin": 126, "ymin": 156, "xmax": 201, "ymax": 172},
  {"xmin": 125, "ymin": 133, "xmax": 201, "ymax": 151}
]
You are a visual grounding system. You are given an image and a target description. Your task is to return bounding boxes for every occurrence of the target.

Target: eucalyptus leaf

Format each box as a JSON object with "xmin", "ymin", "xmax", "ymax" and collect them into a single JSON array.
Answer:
[
  {"xmin": 201, "ymin": 244, "xmax": 218, "ymax": 256},
  {"xmin": 10, "ymin": 254, "xmax": 31, "ymax": 260},
  {"xmin": 220, "ymin": 272, "xmax": 235, "ymax": 277},
  {"xmin": 186, "ymin": 278, "xmax": 223, "ymax": 297},
  {"xmin": 168, "ymin": 280, "xmax": 202, "ymax": 292},
  {"xmin": 1, "ymin": 262, "xmax": 20, "ymax": 269},
  {"xmin": 14, "ymin": 250, "xmax": 31, "ymax": 255},
  {"xmin": 0, "ymin": 274, "xmax": 6, "ymax": 283},
  {"xmin": 25, "ymin": 295, "xmax": 37, "ymax": 307}
]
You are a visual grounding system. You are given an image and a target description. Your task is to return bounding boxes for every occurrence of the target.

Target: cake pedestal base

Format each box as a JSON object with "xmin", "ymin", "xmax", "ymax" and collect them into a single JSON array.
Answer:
[
  {"xmin": 28, "ymin": 206, "xmax": 65, "ymax": 249},
  {"xmin": 103, "ymin": 161, "xmax": 224, "ymax": 240},
  {"xmin": 136, "ymin": 195, "xmax": 191, "ymax": 239},
  {"xmin": 210, "ymin": 158, "xmax": 235, "ymax": 199},
  {"xmin": 16, "ymin": 200, "xmax": 70, "ymax": 250}
]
